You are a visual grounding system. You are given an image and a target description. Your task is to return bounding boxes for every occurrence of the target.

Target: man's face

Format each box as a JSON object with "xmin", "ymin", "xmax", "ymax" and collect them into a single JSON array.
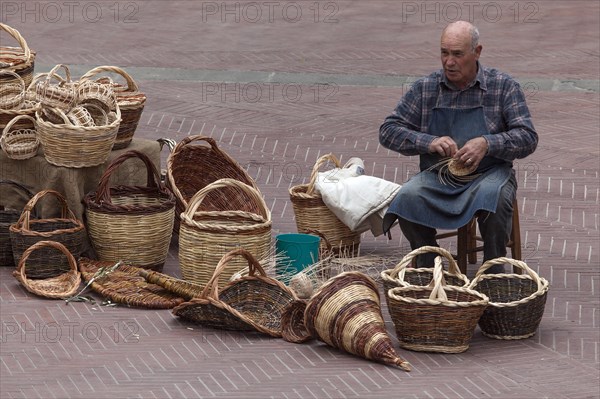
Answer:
[{"xmin": 440, "ymin": 30, "xmax": 481, "ymax": 89}]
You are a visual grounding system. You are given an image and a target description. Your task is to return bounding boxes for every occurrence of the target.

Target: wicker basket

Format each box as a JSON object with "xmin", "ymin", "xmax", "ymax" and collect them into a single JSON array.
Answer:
[
  {"xmin": 179, "ymin": 178, "xmax": 271, "ymax": 287},
  {"xmin": 0, "ymin": 23, "xmax": 36, "ymax": 88},
  {"xmin": 78, "ymin": 258, "xmax": 188, "ymax": 309},
  {"xmin": 0, "ymin": 180, "xmax": 35, "ymax": 266},
  {"xmin": 84, "ymin": 150, "xmax": 175, "ymax": 272},
  {"xmin": 35, "ymin": 102, "xmax": 120, "ymax": 168},
  {"xmin": 467, "ymin": 257, "xmax": 549, "ymax": 340},
  {"xmin": 1, "ymin": 114, "xmax": 39, "ymax": 160},
  {"xmin": 138, "ymin": 268, "xmax": 205, "ymax": 300},
  {"xmin": 380, "ymin": 246, "xmax": 469, "ymax": 299},
  {"xmin": 0, "ymin": 69, "xmax": 25, "ymax": 110},
  {"xmin": 13, "ymin": 240, "xmax": 81, "ymax": 299},
  {"xmin": 303, "ymin": 271, "xmax": 411, "ymax": 370},
  {"xmin": 289, "ymin": 153, "xmax": 361, "ymax": 256},
  {"xmin": 35, "ymin": 64, "xmax": 78, "ymax": 110},
  {"xmin": 9, "ymin": 189, "xmax": 86, "ymax": 277},
  {"xmin": 387, "ymin": 257, "xmax": 489, "ymax": 353},
  {"xmin": 172, "ymin": 248, "xmax": 298, "ymax": 337},
  {"xmin": 0, "ymin": 98, "xmax": 39, "ymax": 134},
  {"xmin": 281, "ymin": 299, "xmax": 312, "ymax": 343},
  {"xmin": 79, "ymin": 66, "xmax": 146, "ymax": 150},
  {"xmin": 166, "ymin": 135, "xmax": 260, "ymax": 231}
]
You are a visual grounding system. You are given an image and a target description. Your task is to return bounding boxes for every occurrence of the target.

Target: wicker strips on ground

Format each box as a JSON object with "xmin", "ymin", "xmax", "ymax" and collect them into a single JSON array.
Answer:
[
  {"xmin": 179, "ymin": 178, "xmax": 271, "ymax": 287},
  {"xmin": 79, "ymin": 258, "xmax": 188, "ymax": 309},
  {"xmin": 387, "ymin": 258, "xmax": 488, "ymax": 353},
  {"xmin": 0, "ymin": 180, "xmax": 34, "ymax": 266},
  {"xmin": 84, "ymin": 150, "xmax": 175, "ymax": 271},
  {"xmin": 9, "ymin": 189, "xmax": 86, "ymax": 277},
  {"xmin": 172, "ymin": 249, "xmax": 298, "ymax": 337},
  {"xmin": 289, "ymin": 153, "xmax": 361, "ymax": 256},
  {"xmin": 467, "ymin": 257, "xmax": 549, "ymax": 339},
  {"xmin": 1, "ymin": 114, "xmax": 39, "ymax": 160},
  {"xmin": 13, "ymin": 241, "xmax": 81, "ymax": 299},
  {"xmin": 303, "ymin": 271, "xmax": 411, "ymax": 371},
  {"xmin": 0, "ymin": 23, "xmax": 36, "ymax": 88}
]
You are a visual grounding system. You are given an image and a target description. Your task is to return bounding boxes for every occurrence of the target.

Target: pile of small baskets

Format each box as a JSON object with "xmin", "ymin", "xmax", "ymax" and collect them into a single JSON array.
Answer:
[{"xmin": 289, "ymin": 153, "xmax": 361, "ymax": 257}]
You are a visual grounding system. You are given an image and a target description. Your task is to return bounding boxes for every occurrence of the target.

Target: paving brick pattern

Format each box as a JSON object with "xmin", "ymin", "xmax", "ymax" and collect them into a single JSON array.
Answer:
[{"xmin": 1, "ymin": 1, "xmax": 599, "ymax": 398}]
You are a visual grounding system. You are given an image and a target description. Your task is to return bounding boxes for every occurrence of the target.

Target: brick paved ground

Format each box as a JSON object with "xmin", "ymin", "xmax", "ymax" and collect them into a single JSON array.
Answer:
[{"xmin": 1, "ymin": 1, "xmax": 599, "ymax": 398}]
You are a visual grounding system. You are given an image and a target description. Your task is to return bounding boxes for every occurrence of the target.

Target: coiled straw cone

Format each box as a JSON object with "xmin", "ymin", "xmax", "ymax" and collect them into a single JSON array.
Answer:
[{"xmin": 303, "ymin": 271, "xmax": 411, "ymax": 371}]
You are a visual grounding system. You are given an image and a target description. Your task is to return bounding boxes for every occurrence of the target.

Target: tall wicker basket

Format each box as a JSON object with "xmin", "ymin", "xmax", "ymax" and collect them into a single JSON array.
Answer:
[
  {"xmin": 179, "ymin": 178, "xmax": 271, "ymax": 288},
  {"xmin": 289, "ymin": 153, "xmax": 361, "ymax": 256},
  {"xmin": 0, "ymin": 23, "xmax": 36, "ymax": 88},
  {"xmin": 84, "ymin": 150, "xmax": 175, "ymax": 272}
]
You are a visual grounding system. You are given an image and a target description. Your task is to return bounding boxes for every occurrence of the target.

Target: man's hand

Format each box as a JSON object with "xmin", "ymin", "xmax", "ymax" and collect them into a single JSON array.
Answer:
[
  {"xmin": 429, "ymin": 136, "xmax": 458, "ymax": 157},
  {"xmin": 453, "ymin": 137, "xmax": 489, "ymax": 168}
]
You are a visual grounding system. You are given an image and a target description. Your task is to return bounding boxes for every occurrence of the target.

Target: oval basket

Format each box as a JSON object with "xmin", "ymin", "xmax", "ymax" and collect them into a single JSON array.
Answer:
[
  {"xmin": 179, "ymin": 178, "xmax": 272, "ymax": 287},
  {"xmin": 1, "ymin": 114, "xmax": 39, "ymax": 160},
  {"xmin": 0, "ymin": 180, "xmax": 35, "ymax": 266},
  {"xmin": 9, "ymin": 189, "xmax": 86, "ymax": 277},
  {"xmin": 172, "ymin": 248, "xmax": 298, "ymax": 337},
  {"xmin": 13, "ymin": 240, "xmax": 81, "ymax": 299},
  {"xmin": 79, "ymin": 66, "xmax": 146, "ymax": 150},
  {"xmin": 387, "ymin": 257, "xmax": 489, "ymax": 353},
  {"xmin": 289, "ymin": 153, "xmax": 361, "ymax": 257},
  {"xmin": 0, "ymin": 23, "xmax": 36, "ymax": 88},
  {"xmin": 0, "ymin": 69, "xmax": 25, "ymax": 110},
  {"xmin": 467, "ymin": 257, "xmax": 549, "ymax": 340},
  {"xmin": 84, "ymin": 150, "xmax": 175, "ymax": 272}
]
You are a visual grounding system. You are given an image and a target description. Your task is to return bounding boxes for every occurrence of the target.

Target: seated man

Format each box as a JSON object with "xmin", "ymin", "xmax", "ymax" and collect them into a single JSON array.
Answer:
[{"xmin": 379, "ymin": 21, "xmax": 538, "ymax": 273}]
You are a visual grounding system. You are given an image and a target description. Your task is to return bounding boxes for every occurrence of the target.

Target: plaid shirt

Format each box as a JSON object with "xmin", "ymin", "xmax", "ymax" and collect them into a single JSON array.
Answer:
[{"xmin": 379, "ymin": 62, "xmax": 538, "ymax": 160}]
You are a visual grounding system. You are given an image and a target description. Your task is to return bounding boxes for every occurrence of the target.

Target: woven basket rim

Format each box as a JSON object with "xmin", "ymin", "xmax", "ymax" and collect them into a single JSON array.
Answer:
[
  {"xmin": 35, "ymin": 103, "xmax": 121, "ymax": 131},
  {"xmin": 388, "ymin": 284, "xmax": 489, "ymax": 307},
  {"xmin": 0, "ymin": 23, "xmax": 35, "ymax": 67}
]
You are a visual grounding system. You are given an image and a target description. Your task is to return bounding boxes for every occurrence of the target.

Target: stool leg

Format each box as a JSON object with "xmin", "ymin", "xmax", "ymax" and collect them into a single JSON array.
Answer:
[
  {"xmin": 467, "ymin": 219, "xmax": 478, "ymax": 264},
  {"xmin": 511, "ymin": 200, "xmax": 522, "ymax": 273},
  {"xmin": 457, "ymin": 225, "xmax": 469, "ymax": 275}
]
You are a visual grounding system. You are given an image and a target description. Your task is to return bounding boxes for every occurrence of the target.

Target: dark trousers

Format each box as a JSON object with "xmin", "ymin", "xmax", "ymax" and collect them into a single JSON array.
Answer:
[{"xmin": 398, "ymin": 173, "xmax": 517, "ymax": 273}]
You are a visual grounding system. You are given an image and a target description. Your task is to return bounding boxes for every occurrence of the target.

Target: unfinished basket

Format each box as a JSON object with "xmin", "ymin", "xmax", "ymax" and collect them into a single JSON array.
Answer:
[
  {"xmin": 9, "ymin": 189, "xmax": 86, "ymax": 277},
  {"xmin": 78, "ymin": 258, "xmax": 188, "ymax": 309},
  {"xmin": 0, "ymin": 69, "xmax": 25, "ymax": 110},
  {"xmin": 179, "ymin": 178, "xmax": 272, "ymax": 287},
  {"xmin": 13, "ymin": 240, "xmax": 81, "ymax": 299},
  {"xmin": 172, "ymin": 248, "xmax": 298, "ymax": 337},
  {"xmin": 84, "ymin": 150, "xmax": 175, "ymax": 272},
  {"xmin": 0, "ymin": 23, "xmax": 36, "ymax": 88},
  {"xmin": 0, "ymin": 180, "xmax": 35, "ymax": 266},
  {"xmin": 35, "ymin": 64, "xmax": 77, "ymax": 110},
  {"xmin": 467, "ymin": 257, "xmax": 549, "ymax": 340},
  {"xmin": 166, "ymin": 135, "xmax": 260, "ymax": 231},
  {"xmin": 1, "ymin": 114, "xmax": 39, "ymax": 160},
  {"xmin": 289, "ymin": 153, "xmax": 361, "ymax": 256},
  {"xmin": 79, "ymin": 66, "xmax": 146, "ymax": 150},
  {"xmin": 303, "ymin": 271, "xmax": 411, "ymax": 370},
  {"xmin": 387, "ymin": 257, "xmax": 489, "ymax": 353}
]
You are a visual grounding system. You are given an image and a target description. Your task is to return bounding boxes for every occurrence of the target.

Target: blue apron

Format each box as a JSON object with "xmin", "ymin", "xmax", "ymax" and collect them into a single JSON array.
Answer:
[{"xmin": 383, "ymin": 100, "xmax": 512, "ymax": 232}]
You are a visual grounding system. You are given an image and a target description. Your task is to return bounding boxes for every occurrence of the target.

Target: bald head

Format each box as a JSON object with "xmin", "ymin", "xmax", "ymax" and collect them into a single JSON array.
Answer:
[
  {"xmin": 440, "ymin": 21, "xmax": 482, "ymax": 89},
  {"xmin": 442, "ymin": 21, "xmax": 480, "ymax": 53}
]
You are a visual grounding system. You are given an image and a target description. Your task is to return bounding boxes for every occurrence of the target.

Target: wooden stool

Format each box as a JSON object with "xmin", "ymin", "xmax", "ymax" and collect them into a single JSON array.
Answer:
[{"xmin": 436, "ymin": 199, "xmax": 522, "ymax": 274}]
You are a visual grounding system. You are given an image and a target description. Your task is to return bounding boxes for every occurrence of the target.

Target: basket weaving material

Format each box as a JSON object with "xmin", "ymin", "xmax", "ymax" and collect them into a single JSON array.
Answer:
[
  {"xmin": 303, "ymin": 271, "xmax": 411, "ymax": 371},
  {"xmin": 281, "ymin": 299, "xmax": 312, "ymax": 343},
  {"xmin": 179, "ymin": 178, "xmax": 271, "ymax": 287},
  {"xmin": 138, "ymin": 269, "xmax": 205, "ymax": 300},
  {"xmin": 289, "ymin": 153, "xmax": 361, "ymax": 256},
  {"xmin": 13, "ymin": 241, "xmax": 81, "ymax": 299},
  {"xmin": 34, "ymin": 64, "xmax": 77, "ymax": 110},
  {"xmin": 380, "ymin": 246, "xmax": 469, "ymax": 300},
  {"xmin": 84, "ymin": 150, "xmax": 175, "ymax": 272},
  {"xmin": 0, "ymin": 69, "xmax": 25, "ymax": 110},
  {"xmin": 166, "ymin": 135, "xmax": 260, "ymax": 230},
  {"xmin": 0, "ymin": 23, "xmax": 36, "ymax": 88},
  {"xmin": 1, "ymin": 114, "xmax": 39, "ymax": 160},
  {"xmin": 79, "ymin": 66, "xmax": 146, "ymax": 150},
  {"xmin": 467, "ymin": 257, "xmax": 549, "ymax": 340},
  {"xmin": 9, "ymin": 190, "xmax": 86, "ymax": 277},
  {"xmin": 0, "ymin": 180, "xmax": 34, "ymax": 266},
  {"xmin": 172, "ymin": 249, "xmax": 298, "ymax": 337},
  {"xmin": 78, "ymin": 258, "xmax": 188, "ymax": 309},
  {"xmin": 387, "ymin": 257, "xmax": 489, "ymax": 353}
]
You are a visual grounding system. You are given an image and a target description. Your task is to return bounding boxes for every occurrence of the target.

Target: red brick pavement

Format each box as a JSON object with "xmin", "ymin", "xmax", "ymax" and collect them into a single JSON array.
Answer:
[{"xmin": 1, "ymin": 1, "xmax": 599, "ymax": 398}]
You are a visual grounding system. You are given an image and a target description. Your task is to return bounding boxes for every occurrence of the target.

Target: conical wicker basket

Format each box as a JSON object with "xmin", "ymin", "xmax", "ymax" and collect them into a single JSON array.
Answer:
[
  {"xmin": 13, "ymin": 240, "xmax": 81, "ymax": 299},
  {"xmin": 303, "ymin": 271, "xmax": 411, "ymax": 371},
  {"xmin": 467, "ymin": 257, "xmax": 549, "ymax": 340},
  {"xmin": 0, "ymin": 180, "xmax": 35, "ymax": 266},
  {"xmin": 0, "ymin": 23, "xmax": 36, "ymax": 88},
  {"xmin": 289, "ymin": 153, "xmax": 361, "ymax": 257},
  {"xmin": 172, "ymin": 249, "xmax": 298, "ymax": 337}
]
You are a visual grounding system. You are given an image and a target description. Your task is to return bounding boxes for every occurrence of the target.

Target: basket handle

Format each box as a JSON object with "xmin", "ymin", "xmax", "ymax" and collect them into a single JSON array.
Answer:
[
  {"xmin": 200, "ymin": 248, "xmax": 267, "ymax": 300},
  {"xmin": 0, "ymin": 23, "xmax": 32, "ymax": 63},
  {"xmin": 15, "ymin": 240, "xmax": 78, "ymax": 279},
  {"xmin": 95, "ymin": 150, "xmax": 164, "ymax": 205},
  {"xmin": 303, "ymin": 229, "xmax": 333, "ymax": 253},
  {"xmin": 426, "ymin": 257, "xmax": 449, "ymax": 301},
  {"xmin": 183, "ymin": 178, "xmax": 270, "ymax": 221},
  {"xmin": 39, "ymin": 107, "xmax": 71, "ymax": 125},
  {"xmin": 171, "ymin": 135, "xmax": 224, "ymax": 158},
  {"xmin": 0, "ymin": 179, "xmax": 35, "ymax": 212},
  {"xmin": 27, "ymin": 72, "xmax": 66, "ymax": 91},
  {"xmin": 389, "ymin": 245, "xmax": 464, "ymax": 281},
  {"xmin": 79, "ymin": 65, "xmax": 139, "ymax": 93},
  {"xmin": 470, "ymin": 257, "xmax": 544, "ymax": 293},
  {"xmin": 15, "ymin": 189, "xmax": 76, "ymax": 231},
  {"xmin": 2, "ymin": 115, "xmax": 36, "ymax": 136},
  {"xmin": 42, "ymin": 64, "xmax": 72, "ymax": 88},
  {"xmin": 306, "ymin": 153, "xmax": 341, "ymax": 195}
]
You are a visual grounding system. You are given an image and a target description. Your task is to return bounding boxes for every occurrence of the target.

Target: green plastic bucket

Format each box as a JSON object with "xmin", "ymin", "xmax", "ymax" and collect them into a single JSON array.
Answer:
[{"xmin": 275, "ymin": 233, "xmax": 320, "ymax": 277}]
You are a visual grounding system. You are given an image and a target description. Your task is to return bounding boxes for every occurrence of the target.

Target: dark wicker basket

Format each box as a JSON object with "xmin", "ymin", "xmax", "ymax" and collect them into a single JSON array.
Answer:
[
  {"xmin": 0, "ymin": 180, "xmax": 35, "ymax": 266},
  {"xmin": 9, "ymin": 190, "xmax": 86, "ymax": 278},
  {"xmin": 281, "ymin": 299, "xmax": 312, "ymax": 343},
  {"xmin": 468, "ymin": 257, "xmax": 549, "ymax": 340}
]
